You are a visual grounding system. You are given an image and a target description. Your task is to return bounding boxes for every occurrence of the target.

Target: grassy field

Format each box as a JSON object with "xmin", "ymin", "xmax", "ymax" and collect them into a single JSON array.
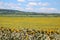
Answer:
[{"xmin": 0, "ymin": 16, "xmax": 60, "ymax": 31}]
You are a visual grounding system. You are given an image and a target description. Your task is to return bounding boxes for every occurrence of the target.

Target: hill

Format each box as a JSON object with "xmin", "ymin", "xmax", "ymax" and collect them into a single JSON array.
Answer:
[{"xmin": 0, "ymin": 9, "xmax": 60, "ymax": 16}]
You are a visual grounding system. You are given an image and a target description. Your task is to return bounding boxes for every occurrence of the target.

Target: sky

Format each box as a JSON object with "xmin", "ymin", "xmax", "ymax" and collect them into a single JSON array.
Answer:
[{"xmin": 0, "ymin": 0, "xmax": 60, "ymax": 13}]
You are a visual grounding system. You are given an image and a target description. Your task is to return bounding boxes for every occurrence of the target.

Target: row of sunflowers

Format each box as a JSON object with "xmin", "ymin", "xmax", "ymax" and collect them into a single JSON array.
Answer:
[{"xmin": 0, "ymin": 27, "xmax": 60, "ymax": 40}]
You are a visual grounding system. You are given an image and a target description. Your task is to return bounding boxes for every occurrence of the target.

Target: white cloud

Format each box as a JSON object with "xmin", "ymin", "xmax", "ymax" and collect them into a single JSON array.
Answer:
[
  {"xmin": 25, "ymin": 7, "xmax": 33, "ymax": 10},
  {"xmin": 8, "ymin": 3, "xmax": 19, "ymax": 7},
  {"xmin": 0, "ymin": 1, "xmax": 60, "ymax": 13},
  {"xmin": 17, "ymin": 0, "xmax": 25, "ymax": 2},
  {"xmin": 28, "ymin": 0, "xmax": 36, "ymax": 1},
  {"xmin": 15, "ymin": 7, "xmax": 24, "ymax": 11},
  {"xmin": 26, "ymin": 2, "xmax": 50, "ymax": 8},
  {"xmin": 38, "ymin": 2, "xmax": 49, "ymax": 6},
  {"xmin": 0, "ymin": 2, "xmax": 24, "ymax": 11},
  {"xmin": 0, "ymin": 2, "xmax": 3, "ymax": 5},
  {"xmin": 27, "ymin": 2, "xmax": 37, "ymax": 7},
  {"xmin": 39, "ymin": 7, "xmax": 58, "ymax": 13},
  {"xmin": 39, "ymin": 7, "xmax": 56, "ymax": 11},
  {"xmin": 0, "ymin": 2, "xmax": 7, "ymax": 9},
  {"xmin": 58, "ymin": 11, "xmax": 60, "ymax": 13},
  {"xmin": 7, "ymin": 3, "xmax": 24, "ymax": 11}
]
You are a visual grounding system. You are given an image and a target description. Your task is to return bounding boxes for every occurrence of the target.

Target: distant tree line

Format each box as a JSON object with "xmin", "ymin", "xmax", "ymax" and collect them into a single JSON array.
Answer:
[{"xmin": 0, "ymin": 9, "xmax": 60, "ymax": 17}]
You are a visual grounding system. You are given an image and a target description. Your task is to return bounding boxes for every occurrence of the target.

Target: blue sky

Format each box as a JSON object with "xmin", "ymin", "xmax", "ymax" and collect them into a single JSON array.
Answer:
[{"xmin": 0, "ymin": 0, "xmax": 60, "ymax": 13}]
